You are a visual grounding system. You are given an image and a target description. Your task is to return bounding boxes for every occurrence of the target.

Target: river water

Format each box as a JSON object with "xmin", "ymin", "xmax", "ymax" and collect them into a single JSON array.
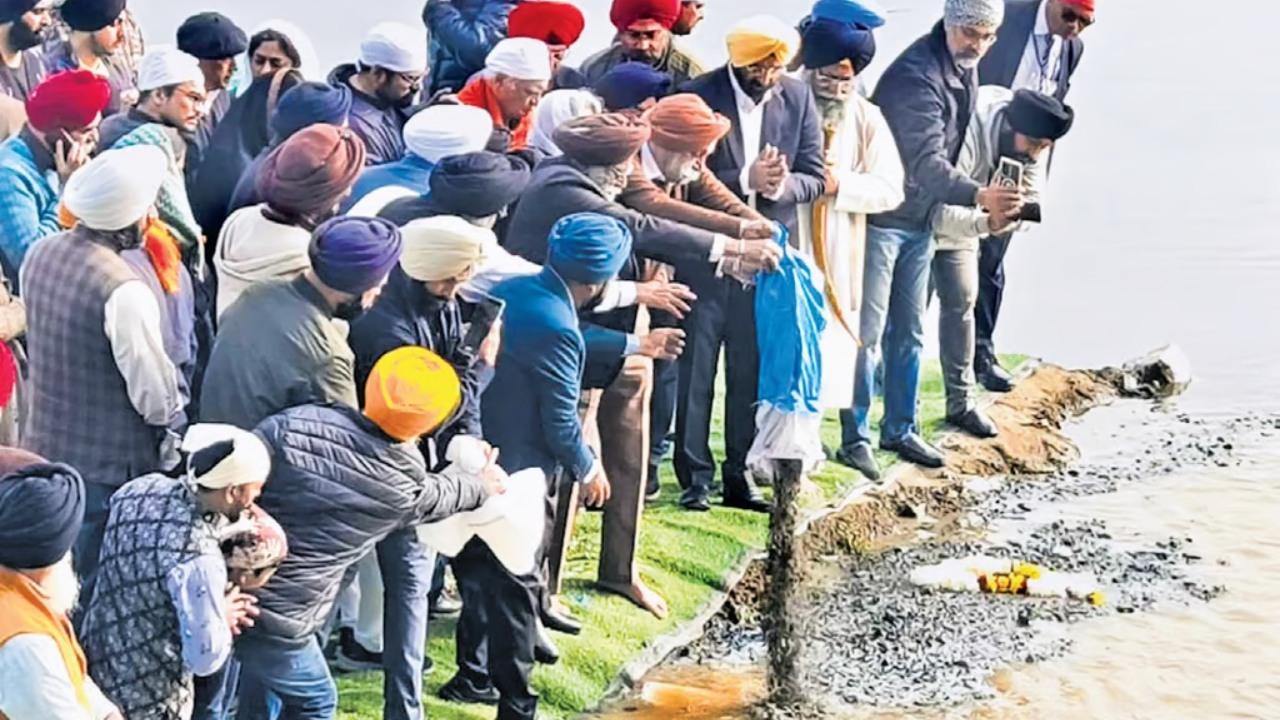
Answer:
[{"xmin": 131, "ymin": 1, "xmax": 1280, "ymax": 716}]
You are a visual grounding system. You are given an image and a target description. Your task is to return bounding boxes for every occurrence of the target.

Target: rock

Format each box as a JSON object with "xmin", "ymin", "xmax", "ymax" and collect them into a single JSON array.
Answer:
[{"xmin": 1120, "ymin": 344, "xmax": 1193, "ymax": 399}]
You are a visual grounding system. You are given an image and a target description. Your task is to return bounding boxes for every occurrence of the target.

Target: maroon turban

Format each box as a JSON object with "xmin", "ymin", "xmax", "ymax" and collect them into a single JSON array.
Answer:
[
  {"xmin": 25, "ymin": 70, "xmax": 111, "ymax": 134},
  {"xmin": 644, "ymin": 93, "xmax": 730, "ymax": 155},
  {"xmin": 508, "ymin": 1, "xmax": 585, "ymax": 46},
  {"xmin": 554, "ymin": 112, "xmax": 652, "ymax": 167},
  {"xmin": 610, "ymin": 0, "xmax": 681, "ymax": 32},
  {"xmin": 256, "ymin": 123, "xmax": 366, "ymax": 225}
]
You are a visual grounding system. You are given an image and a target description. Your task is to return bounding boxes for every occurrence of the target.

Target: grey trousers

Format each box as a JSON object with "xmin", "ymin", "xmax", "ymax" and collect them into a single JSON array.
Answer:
[{"xmin": 932, "ymin": 248, "xmax": 979, "ymax": 416}]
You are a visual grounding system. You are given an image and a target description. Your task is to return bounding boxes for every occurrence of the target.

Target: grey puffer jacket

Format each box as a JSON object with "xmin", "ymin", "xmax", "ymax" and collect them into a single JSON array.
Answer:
[{"xmin": 249, "ymin": 402, "xmax": 488, "ymax": 641}]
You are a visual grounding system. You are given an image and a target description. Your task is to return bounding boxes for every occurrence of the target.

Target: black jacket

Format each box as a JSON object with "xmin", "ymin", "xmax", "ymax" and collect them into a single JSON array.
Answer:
[
  {"xmin": 250, "ymin": 403, "xmax": 488, "ymax": 640},
  {"xmin": 870, "ymin": 22, "xmax": 981, "ymax": 232},
  {"xmin": 329, "ymin": 64, "xmax": 410, "ymax": 167},
  {"xmin": 978, "ymin": 0, "xmax": 1084, "ymax": 100}
]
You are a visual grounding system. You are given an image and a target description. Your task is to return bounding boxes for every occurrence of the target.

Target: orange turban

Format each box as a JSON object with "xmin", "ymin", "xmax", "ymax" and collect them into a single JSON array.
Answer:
[
  {"xmin": 364, "ymin": 347, "xmax": 462, "ymax": 442},
  {"xmin": 644, "ymin": 93, "xmax": 730, "ymax": 155}
]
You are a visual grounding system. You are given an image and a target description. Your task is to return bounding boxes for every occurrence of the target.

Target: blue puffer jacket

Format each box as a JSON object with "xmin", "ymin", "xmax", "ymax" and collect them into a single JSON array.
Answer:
[
  {"xmin": 424, "ymin": 0, "xmax": 519, "ymax": 95},
  {"xmin": 249, "ymin": 403, "xmax": 488, "ymax": 641}
]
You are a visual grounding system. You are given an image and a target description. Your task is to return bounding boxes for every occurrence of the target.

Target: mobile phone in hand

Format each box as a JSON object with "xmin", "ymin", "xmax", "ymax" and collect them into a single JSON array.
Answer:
[
  {"xmin": 461, "ymin": 292, "xmax": 505, "ymax": 358},
  {"xmin": 996, "ymin": 157, "xmax": 1024, "ymax": 189}
]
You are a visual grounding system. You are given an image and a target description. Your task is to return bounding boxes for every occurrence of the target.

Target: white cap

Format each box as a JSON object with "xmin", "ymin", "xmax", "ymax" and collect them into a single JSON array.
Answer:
[
  {"xmin": 359, "ymin": 22, "xmax": 427, "ymax": 73},
  {"xmin": 403, "ymin": 104, "xmax": 493, "ymax": 164},
  {"xmin": 182, "ymin": 424, "xmax": 272, "ymax": 489},
  {"xmin": 64, "ymin": 145, "xmax": 167, "ymax": 232},
  {"xmin": 138, "ymin": 45, "xmax": 206, "ymax": 93},
  {"xmin": 485, "ymin": 38, "xmax": 552, "ymax": 82}
]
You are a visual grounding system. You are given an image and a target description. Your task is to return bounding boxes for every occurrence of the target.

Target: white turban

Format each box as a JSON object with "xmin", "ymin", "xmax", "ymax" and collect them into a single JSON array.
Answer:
[
  {"xmin": 400, "ymin": 216, "xmax": 494, "ymax": 282},
  {"xmin": 403, "ymin": 105, "xmax": 494, "ymax": 164},
  {"xmin": 182, "ymin": 424, "xmax": 272, "ymax": 489},
  {"xmin": 528, "ymin": 89, "xmax": 602, "ymax": 157},
  {"xmin": 485, "ymin": 38, "xmax": 552, "ymax": 81},
  {"xmin": 138, "ymin": 45, "xmax": 205, "ymax": 93},
  {"xmin": 63, "ymin": 146, "xmax": 167, "ymax": 232},
  {"xmin": 359, "ymin": 22, "xmax": 427, "ymax": 73}
]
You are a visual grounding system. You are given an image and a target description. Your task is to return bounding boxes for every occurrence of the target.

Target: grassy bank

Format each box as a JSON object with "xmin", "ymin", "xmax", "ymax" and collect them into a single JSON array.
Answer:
[{"xmin": 335, "ymin": 357, "xmax": 1022, "ymax": 719}]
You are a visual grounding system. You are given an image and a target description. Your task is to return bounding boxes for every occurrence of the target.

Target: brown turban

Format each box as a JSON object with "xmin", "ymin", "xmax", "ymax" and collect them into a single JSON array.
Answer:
[
  {"xmin": 553, "ymin": 112, "xmax": 653, "ymax": 168},
  {"xmin": 644, "ymin": 93, "xmax": 731, "ymax": 155},
  {"xmin": 256, "ymin": 123, "xmax": 366, "ymax": 224}
]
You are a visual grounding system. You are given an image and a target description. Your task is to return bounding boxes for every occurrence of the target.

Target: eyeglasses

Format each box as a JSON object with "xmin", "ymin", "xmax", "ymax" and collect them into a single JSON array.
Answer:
[
  {"xmin": 1061, "ymin": 7, "xmax": 1095, "ymax": 28},
  {"xmin": 816, "ymin": 70, "xmax": 855, "ymax": 87},
  {"xmin": 958, "ymin": 25, "xmax": 999, "ymax": 44}
]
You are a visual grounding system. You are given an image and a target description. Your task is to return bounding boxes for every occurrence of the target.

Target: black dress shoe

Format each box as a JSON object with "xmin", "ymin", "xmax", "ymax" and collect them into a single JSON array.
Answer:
[
  {"xmin": 539, "ymin": 608, "xmax": 582, "ymax": 636},
  {"xmin": 947, "ymin": 408, "xmax": 999, "ymax": 439},
  {"xmin": 977, "ymin": 362, "xmax": 1014, "ymax": 393},
  {"xmin": 679, "ymin": 491, "xmax": 711, "ymax": 512},
  {"xmin": 535, "ymin": 626, "xmax": 560, "ymax": 665},
  {"xmin": 438, "ymin": 677, "xmax": 500, "ymax": 706},
  {"xmin": 881, "ymin": 433, "xmax": 946, "ymax": 469},
  {"xmin": 723, "ymin": 492, "xmax": 770, "ymax": 513},
  {"xmin": 835, "ymin": 443, "xmax": 881, "ymax": 481},
  {"xmin": 645, "ymin": 469, "xmax": 661, "ymax": 502}
]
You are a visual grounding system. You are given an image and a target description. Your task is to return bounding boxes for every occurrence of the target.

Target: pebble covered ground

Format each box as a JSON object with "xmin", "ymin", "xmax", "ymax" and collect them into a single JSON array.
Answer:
[{"xmin": 683, "ymin": 411, "xmax": 1280, "ymax": 711}]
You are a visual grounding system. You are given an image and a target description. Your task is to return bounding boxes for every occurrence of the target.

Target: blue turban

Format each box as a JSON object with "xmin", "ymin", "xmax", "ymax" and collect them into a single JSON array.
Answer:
[
  {"xmin": 547, "ymin": 212, "xmax": 633, "ymax": 285},
  {"xmin": 177, "ymin": 12, "xmax": 249, "ymax": 60},
  {"xmin": 0, "ymin": 460, "xmax": 85, "ymax": 570},
  {"xmin": 427, "ymin": 151, "xmax": 533, "ymax": 218},
  {"xmin": 0, "ymin": 0, "xmax": 39, "ymax": 24},
  {"xmin": 592, "ymin": 62, "xmax": 673, "ymax": 111},
  {"xmin": 810, "ymin": 0, "xmax": 887, "ymax": 29},
  {"xmin": 801, "ymin": 18, "xmax": 877, "ymax": 74},
  {"xmin": 309, "ymin": 216, "xmax": 404, "ymax": 295},
  {"xmin": 270, "ymin": 82, "xmax": 354, "ymax": 144}
]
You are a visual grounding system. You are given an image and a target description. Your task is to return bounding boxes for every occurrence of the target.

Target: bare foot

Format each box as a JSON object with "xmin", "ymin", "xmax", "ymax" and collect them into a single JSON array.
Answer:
[
  {"xmin": 598, "ymin": 579, "xmax": 669, "ymax": 620},
  {"xmin": 549, "ymin": 595, "xmax": 573, "ymax": 617}
]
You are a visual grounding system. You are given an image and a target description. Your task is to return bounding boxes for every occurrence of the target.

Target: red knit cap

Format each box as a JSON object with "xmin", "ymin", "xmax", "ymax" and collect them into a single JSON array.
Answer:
[
  {"xmin": 610, "ymin": 0, "xmax": 681, "ymax": 32},
  {"xmin": 508, "ymin": 1, "xmax": 586, "ymax": 47},
  {"xmin": 1062, "ymin": 0, "xmax": 1095, "ymax": 12},
  {"xmin": 25, "ymin": 70, "xmax": 112, "ymax": 134}
]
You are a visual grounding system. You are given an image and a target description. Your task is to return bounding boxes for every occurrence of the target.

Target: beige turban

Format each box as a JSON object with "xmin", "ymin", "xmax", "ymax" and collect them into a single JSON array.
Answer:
[
  {"xmin": 399, "ymin": 216, "xmax": 494, "ymax": 282},
  {"xmin": 182, "ymin": 424, "xmax": 272, "ymax": 489},
  {"xmin": 726, "ymin": 15, "xmax": 800, "ymax": 68}
]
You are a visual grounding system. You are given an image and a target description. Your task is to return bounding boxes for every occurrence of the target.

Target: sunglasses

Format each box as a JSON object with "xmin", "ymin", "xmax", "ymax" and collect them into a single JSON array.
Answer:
[{"xmin": 1061, "ymin": 7, "xmax": 1095, "ymax": 28}]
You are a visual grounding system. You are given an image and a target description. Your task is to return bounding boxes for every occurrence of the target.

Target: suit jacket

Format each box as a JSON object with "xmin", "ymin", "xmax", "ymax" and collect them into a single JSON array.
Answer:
[
  {"xmin": 978, "ymin": 0, "xmax": 1084, "ymax": 100},
  {"xmin": 481, "ymin": 268, "xmax": 595, "ymax": 481},
  {"xmin": 681, "ymin": 66, "xmax": 826, "ymax": 238},
  {"xmin": 618, "ymin": 161, "xmax": 766, "ymax": 237}
]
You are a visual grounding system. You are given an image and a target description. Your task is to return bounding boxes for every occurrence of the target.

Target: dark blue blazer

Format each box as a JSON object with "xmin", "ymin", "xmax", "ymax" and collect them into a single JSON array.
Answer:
[
  {"xmin": 681, "ymin": 66, "xmax": 827, "ymax": 238},
  {"xmin": 481, "ymin": 268, "xmax": 595, "ymax": 482},
  {"xmin": 979, "ymin": 0, "xmax": 1084, "ymax": 101}
]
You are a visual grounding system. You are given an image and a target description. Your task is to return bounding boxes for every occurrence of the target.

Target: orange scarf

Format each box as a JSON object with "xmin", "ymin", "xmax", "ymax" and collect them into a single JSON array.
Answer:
[
  {"xmin": 0, "ymin": 567, "xmax": 92, "ymax": 717},
  {"xmin": 456, "ymin": 76, "xmax": 534, "ymax": 151},
  {"xmin": 59, "ymin": 205, "xmax": 183, "ymax": 295}
]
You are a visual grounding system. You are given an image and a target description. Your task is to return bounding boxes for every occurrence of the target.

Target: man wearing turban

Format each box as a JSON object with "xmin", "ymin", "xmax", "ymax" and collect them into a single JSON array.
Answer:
[
  {"xmin": 0, "ymin": 69, "xmax": 109, "ymax": 290},
  {"xmin": 238, "ymin": 346, "xmax": 501, "ymax": 719},
  {"xmin": 681, "ymin": 15, "xmax": 827, "ymax": 511},
  {"xmin": 507, "ymin": 0, "xmax": 588, "ymax": 91},
  {"xmin": 42, "ymin": 0, "xmax": 136, "ymax": 116},
  {"xmin": 592, "ymin": 61, "xmax": 671, "ymax": 112},
  {"xmin": 0, "ymin": 451, "xmax": 124, "ymax": 720},
  {"xmin": 973, "ymin": 0, "xmax": 1094, "ymax": 393},
  {"xmin": 581, "ymin": 0, "xmax": 705, "ymax": 89},
  {"xmin": 81, "ymin": 424, "xmax": 272, "ymax": 720},
  {"xmin": 457, "ymin": 37, "xmax": 552, "ymax": 152},
  {"xmin": 202, "ymin": 215, "xmax": 403, "ymax": 433},
  {"xmin": 794, "ymin": 16, "xmax": 905, "ymax": 470},
  {"xmin": 0, "ymin": 0, "xmax": 53, "ymax": 101},
  {"xmin": 335, "ymin": 22, "xmax": 428, "ymax": 166},
  {"xmin": 21, "ymin": 145, "xmax": 184, "ymax": 612}
]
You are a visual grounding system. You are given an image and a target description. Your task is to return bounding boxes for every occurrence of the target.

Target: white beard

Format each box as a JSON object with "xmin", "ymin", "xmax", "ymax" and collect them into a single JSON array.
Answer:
[
  {"xmin": 42, "ymin": 554, "xmax": 81, "ymax": 617},
  {"xmin": 956, "ymin": 56, "xmax": 981, "ymax": 70}
]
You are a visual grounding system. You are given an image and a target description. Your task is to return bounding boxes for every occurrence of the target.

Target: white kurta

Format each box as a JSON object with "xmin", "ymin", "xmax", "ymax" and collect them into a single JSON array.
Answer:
[{"xmin": 796, "ymin": 94, "xmax": 906, "ymax": 409}]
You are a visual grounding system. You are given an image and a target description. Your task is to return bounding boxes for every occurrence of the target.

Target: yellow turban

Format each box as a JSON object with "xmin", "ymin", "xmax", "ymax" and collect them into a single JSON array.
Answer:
[
  {"xmin": 364, "ymin": 347, "xmax": 462, "ymax": 442},
  {"xmin": 399, "ymin": 216, "xmax": 494, "ymax": 283},
  {"xmin": 726, "ymin": 15, "xmax": 800, "ymax": 68}
]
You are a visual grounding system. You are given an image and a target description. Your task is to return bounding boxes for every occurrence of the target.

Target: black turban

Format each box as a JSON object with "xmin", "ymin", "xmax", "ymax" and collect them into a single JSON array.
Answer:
[
  {"xmin": 0, "ymin": 461, "xmax": 85, "ymax": 570},
  {"xmin": 1006, "ymin": 89, "xmax": 1075, "ymax": 141},
  {"xmin": 178, "ymin": 12, "xmax": 249, "ymax": 60},
  {"xmin": 60, "ymin": 0, "xmax": 126, "ymax": 32},
  {"xmin": 0, "ymin": 0, "xmax": 38, "ymax": 24},
  {"xmin": 427, "ymin": 151, "xmax": 533, "ymax": 218},
  {"xmin": 800, "ymin": 17, "xmax": 877, "ymax": 74}
]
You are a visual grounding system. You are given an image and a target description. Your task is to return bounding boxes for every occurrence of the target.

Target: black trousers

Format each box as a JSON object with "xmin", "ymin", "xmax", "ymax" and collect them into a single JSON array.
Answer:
[
  {"xmin": 976, "ymin": 231, "xmax": 1014, "ymax": 366},
  {"xmin": 648, "ymin": 358, "xmax": 678, "ymax": 486},
  {"xmin": 674, "ymin": 272, "xmax": 758, "ymax": 499}
]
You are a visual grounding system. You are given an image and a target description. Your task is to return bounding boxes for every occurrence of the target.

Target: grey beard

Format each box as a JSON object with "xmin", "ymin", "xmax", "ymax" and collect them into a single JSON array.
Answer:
[{"xmin": 815, "ymin": 95, "xmax": 848, "ymax": 126}]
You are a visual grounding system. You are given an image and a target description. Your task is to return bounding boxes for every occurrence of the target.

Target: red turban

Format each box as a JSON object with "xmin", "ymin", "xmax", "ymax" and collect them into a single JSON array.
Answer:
[
  {"xmin": 610, "ymin": 0, "xmax": 681, "ymax": 32},
  {"xmin": 644, "ymin": 93, "xmax": 730, "ymax": 155},
  {"xmin": 508, "ymin": 1, "xmax": 585, "ymax": 47},
  {"xmin": 1062, "ymin": 0, "xmax": 1095, "ymax": 11},
  {"xmin": 25, "ymin": 70, "xmax": 111, "ymax": 134}
]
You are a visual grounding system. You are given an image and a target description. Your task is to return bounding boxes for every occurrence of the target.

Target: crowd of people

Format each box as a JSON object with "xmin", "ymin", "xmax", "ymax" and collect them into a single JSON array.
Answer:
[{"xmin": 0, "ymin": 0, "xmax": 1097, "ymax": 718}]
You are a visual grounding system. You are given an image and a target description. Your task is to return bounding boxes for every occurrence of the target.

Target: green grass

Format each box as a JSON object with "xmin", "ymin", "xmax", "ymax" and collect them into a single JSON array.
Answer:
[{"xmin": 335, "ymin": 356, "xmax": 1025, "ymax": 719}]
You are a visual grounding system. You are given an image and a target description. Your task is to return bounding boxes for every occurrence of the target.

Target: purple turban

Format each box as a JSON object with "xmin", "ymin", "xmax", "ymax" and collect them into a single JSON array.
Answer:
[
  {"xmin": 592, "ymin": 61, "xmax": 672, "ymax": 111},
  {"xmin": 548, "ymin": 212, "xmax": 633, "ymax": 284},
  {"xmin": 270, "ymin": 82, "xmax": 354, "ymax": 143},
  {"xmin": 309, "ymin": 216, "xmax": 404, "ymax": 295}
]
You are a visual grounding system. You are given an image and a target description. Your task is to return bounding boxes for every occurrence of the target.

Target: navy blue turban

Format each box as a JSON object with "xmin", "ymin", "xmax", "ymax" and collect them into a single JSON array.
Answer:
[
  {"xmin": 177, "ymin": 12, "xmax": 249, "ymax": 60},
  {"xmin": 309, "ymin": 216, "xmax": 404, "ymax": 295},
  {"xmin": 592, "ymin": 62, "xmax": 672, "ymax": 111},
  {"xmin": 0, "ymin": 459, "xmax": 86, "ymax": 570},
  {"xmin": 270, "ymin": 82, "xmax": 354, "ymax": 143},
  {"xmin": 0, "ymin": 0, "xmax": 39, "ymax": 24},
  {"xmin": 548, "ymin": 212, "xmax": 633, "ymax": 285},
  {"xmin": 801, "ymin": 17, "xmax": 877, "ymax": 74},
  {"xmin": 810, "ymin": 0, "xmax": 887, "ymax": 29},
  {"xmin": 60, "ymin": 0, "xmax": 125, "ymax": 32},
  {"xmin": 1006, "ymin": 89, "xmax": 1075, "ymax": 141},
  {"xmin": 428, "ymin": 151, "xmax": 533, "ymax": 218}
]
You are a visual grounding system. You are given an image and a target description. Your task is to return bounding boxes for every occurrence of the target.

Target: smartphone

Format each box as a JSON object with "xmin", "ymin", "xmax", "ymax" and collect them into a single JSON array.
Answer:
[
  {"xmin": 996, "ymin": 157, "xmax": 1024, "ymax": 189},
  {"xmin": 461, "ymin": 292, "xmax": 506, "ymax": 357}
]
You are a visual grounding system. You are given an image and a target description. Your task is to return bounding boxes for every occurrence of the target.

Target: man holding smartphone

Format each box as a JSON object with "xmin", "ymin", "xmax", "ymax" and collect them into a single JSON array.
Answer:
[{"xmin": 933, "ymin": 87, "xmax": 1073, "ymax": 436}]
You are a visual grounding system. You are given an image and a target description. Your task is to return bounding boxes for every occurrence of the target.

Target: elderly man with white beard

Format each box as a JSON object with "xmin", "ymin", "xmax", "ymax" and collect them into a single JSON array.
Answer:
[
  {"xmin": 793, "ymin": 16, "xmax": 905, "ymax": 468},
  {"xmin": 0, "ymin": 449, "xmax": 123, "ymax": 720}
]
